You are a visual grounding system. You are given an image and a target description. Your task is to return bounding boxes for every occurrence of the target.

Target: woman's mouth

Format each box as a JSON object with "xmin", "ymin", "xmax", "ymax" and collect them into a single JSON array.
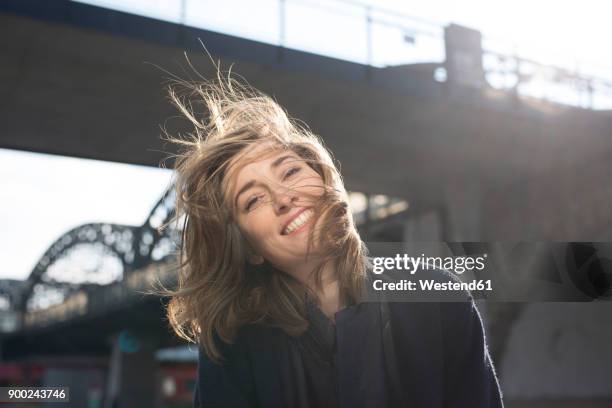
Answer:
[{"xmin": 282, "ymin": 208, "xmax": 314, "ymax": 235}]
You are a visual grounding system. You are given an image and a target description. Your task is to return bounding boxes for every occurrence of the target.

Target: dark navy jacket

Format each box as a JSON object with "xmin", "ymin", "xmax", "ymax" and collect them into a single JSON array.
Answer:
[{"xmin": 193, "ymin": 266, "xmax": 504, "ymax": 408}]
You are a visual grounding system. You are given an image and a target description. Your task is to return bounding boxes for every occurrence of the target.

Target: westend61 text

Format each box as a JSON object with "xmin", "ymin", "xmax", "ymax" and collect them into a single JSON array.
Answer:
[{"xmin": 373, "ymin": 279, "xmax": 493, "ymax": 292}]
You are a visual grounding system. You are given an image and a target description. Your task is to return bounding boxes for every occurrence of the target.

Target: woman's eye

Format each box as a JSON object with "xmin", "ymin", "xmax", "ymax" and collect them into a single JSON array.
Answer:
[
  {"xmin": 284, "ymin": 167, "xmax": 301, "ymax": 180},
  {"xmin": 245, "ymin": 195, "xmax": 259, "ymax": 211},
  {"xmin": 243, "ymin": 168, "xmax": 300, "ymax": 212}
]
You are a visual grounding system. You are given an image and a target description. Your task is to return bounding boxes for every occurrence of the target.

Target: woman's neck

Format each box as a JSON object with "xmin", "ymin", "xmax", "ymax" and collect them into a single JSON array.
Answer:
[
  {"xmin": 316, "ymin": 278, "xmax": 343, "ymax": 322},
  {"xmin": 290, "ymin": 257, "xmax": 344, "ymax": 321}
]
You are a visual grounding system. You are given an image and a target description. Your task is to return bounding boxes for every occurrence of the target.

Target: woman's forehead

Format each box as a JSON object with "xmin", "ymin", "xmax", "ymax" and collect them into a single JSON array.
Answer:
[
  {"xmin": 223, "ymin": 143, "xmax": 296, "ymax": 195},
  {"xmin": 229, "ymin": 144, "xmax": 282, "ymax": 179},
  {"xmin": 231, "ymin": 142, "xmax": 282, "ymax": 168}
]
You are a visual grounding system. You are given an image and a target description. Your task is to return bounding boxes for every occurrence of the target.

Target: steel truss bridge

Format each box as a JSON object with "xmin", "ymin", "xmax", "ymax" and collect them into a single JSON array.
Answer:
[{"xmin": 0, "ymin": 186, "xmax": 410, "ymax": 358}]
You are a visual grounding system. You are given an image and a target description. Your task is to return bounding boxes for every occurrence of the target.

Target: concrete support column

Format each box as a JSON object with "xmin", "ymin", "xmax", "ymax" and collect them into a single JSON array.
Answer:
[
  {"xmin": 443, "ymin": 180, "xmax": 484, "ymax": 241},
  {"xmin": 402, "ymin": 209, "xmax": 442, "ymax": 242},
  {"xmin": 104, "ymin": 330, "xmax": 159, "ymax": 408},
  {"xmin": 103, "ymin": 336, "xmax": 121, "ymax": 408},
  {"xmin": 401, "ymin": 208, "xmax": 446, "ymax": 259}
]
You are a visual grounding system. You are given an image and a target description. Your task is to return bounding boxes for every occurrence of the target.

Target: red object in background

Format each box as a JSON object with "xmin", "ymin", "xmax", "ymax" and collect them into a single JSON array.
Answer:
[
  {"xmin": 0, "ymin": 362, "xmax": 44, "ymax": 386},
  {"xmin": 0, "ymin": 363, "xmax": 24, "ymax": 382},
  {"xmin": 158, "ymin": 362, "xmax": 197, "ymax": 403},
  {"xmin": 0, "ymin": 360, "xmax": 198, "ymax": 407}
]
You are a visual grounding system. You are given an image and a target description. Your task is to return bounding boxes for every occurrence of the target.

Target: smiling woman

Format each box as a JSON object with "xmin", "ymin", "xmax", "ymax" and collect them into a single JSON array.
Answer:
[
  {"xmin": 159, "ymin": 66, "xmax": 366, "ymax": 360},
  {"xmin": 156, "ymin": 63, "xmax": 503, "ymax": 408}
]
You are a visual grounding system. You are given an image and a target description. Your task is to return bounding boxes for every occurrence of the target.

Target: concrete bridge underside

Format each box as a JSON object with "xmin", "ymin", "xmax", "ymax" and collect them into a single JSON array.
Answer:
[{"xmin": 1, "ymin": 5, "xmax": 612, "ymax": 242}]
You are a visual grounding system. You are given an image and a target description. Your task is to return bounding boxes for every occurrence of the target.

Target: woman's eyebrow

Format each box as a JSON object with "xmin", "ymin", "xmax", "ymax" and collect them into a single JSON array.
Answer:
[
  {"xmin": 270, "ymin": 154, "xmax": 295, "ymax": 169},
  {"xmin": 234, "ymin": 179, "xmax": 258, "ymax": 208},
  {"xmin": 234, "ymin": 155, "xmax": 297, "ymax": 207}
]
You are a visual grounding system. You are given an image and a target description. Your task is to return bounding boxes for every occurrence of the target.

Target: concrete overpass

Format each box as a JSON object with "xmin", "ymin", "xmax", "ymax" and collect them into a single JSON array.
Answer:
[{"xmin": 2, "ymin": 2, "xmax": 612, "ymax": 237}]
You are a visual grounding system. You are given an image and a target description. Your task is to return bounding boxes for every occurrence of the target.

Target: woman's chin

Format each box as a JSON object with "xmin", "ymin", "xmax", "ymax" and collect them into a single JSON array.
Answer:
[{"xmin": 280, "ymin": 239, "xmax": 322, "ymax": 260}]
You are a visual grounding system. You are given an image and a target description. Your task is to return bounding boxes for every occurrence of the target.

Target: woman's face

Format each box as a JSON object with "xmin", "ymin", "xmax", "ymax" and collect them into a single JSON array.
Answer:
[{"xmin": 224, "ymin": 143, "xmax": 326, "ymax": 271}]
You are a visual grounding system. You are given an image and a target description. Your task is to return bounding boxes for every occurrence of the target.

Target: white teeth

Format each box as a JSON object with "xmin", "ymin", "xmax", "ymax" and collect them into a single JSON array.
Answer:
[{"xmin": 283, "ymin": 209, "xmax": 314, "ymax": 235}]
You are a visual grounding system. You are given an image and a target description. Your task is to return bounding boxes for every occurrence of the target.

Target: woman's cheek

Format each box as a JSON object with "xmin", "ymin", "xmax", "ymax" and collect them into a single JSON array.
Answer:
[{"xmin": 248, "ymin": 212, "xmax": 273, "ymax": 240}]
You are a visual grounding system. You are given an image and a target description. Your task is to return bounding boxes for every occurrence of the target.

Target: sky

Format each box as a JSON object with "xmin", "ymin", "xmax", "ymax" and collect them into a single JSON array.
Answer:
[
  {"xmin": 376, "ymin": 0, "xmax": 611, "ymax": 72},
  {"xmin": 0, "ymin": 149, "xmax": 174, "ymax": 280},
  {"xmin": 2, "ymin": 0, "xmax": 611, "ymax": 280}
]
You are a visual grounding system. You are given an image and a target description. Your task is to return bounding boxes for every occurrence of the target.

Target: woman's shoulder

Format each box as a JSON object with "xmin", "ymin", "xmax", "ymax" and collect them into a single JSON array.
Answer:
[
  {"xmin": 197, "ymin": 323, "xmax": 288, "ymax": 375},
  {"xmin": 362, "ymin": 255, "xmax": 486, "ymax": 350},
  {"xmin": 223, "ymin": 323, "xmax": 287, "ymax": 351}
]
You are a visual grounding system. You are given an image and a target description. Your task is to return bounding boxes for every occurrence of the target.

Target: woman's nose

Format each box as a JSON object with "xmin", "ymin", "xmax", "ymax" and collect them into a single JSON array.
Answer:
[{"xmin": 273, "ymin": 190, "xmax": 298, "ymax": 213}]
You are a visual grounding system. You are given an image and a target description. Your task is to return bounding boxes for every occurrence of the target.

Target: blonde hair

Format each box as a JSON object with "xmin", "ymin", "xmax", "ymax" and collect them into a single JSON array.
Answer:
[{"xmin": 158, "ymin": 59, "xmax": 369, "ymax": 362}]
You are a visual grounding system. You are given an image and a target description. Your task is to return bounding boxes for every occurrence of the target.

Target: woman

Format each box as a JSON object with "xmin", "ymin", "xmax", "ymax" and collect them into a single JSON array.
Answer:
[{"xmin": 161, "ymin": 68, "xmax": 504, "ymax": 408}]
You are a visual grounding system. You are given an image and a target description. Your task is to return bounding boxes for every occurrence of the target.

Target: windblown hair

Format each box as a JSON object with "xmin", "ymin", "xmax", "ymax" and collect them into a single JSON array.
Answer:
[{"xmin": 158, "ymin": 61, "xmax": 369, "ymax": 362}]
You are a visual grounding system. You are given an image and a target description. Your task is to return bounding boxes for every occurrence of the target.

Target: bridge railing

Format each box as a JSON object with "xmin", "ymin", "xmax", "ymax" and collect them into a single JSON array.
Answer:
[
  {"xmin": 482, "ymin": 49, "xmax": 612, "ymax": 109},
  {"xmin": 69, "ymin": 0, "xmax": 612, "ymax": 109}
]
